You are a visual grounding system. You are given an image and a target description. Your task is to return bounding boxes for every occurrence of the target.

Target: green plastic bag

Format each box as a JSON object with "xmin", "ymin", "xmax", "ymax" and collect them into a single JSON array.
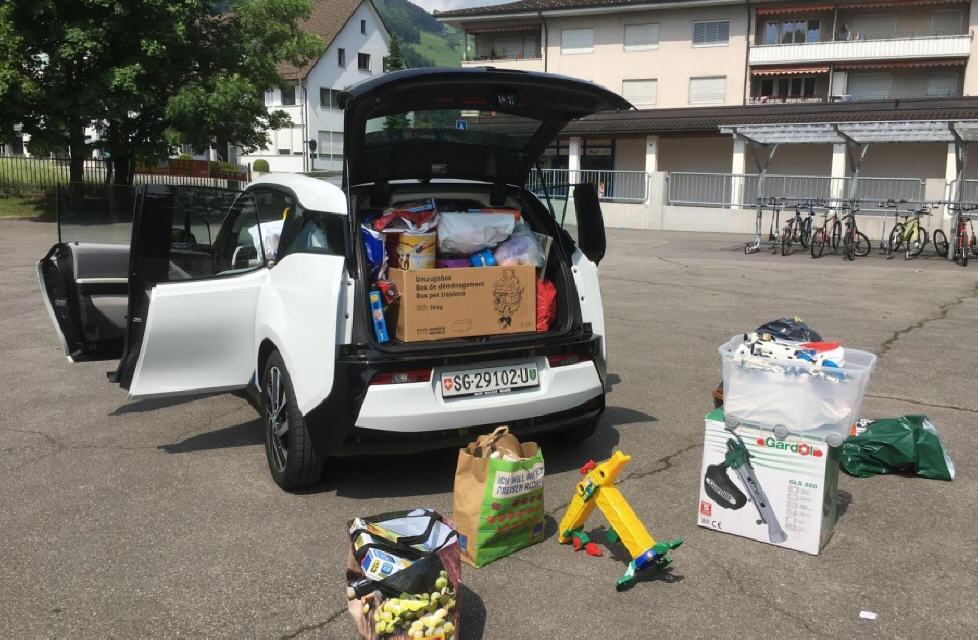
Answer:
[{"xmin": 840, "ymin": 415, "xmax": 955, "ymax": 481}]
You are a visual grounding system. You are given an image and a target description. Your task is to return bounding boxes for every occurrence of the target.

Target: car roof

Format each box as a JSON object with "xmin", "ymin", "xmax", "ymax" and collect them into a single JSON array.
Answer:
[{"xmin": 247, "ymin": 173, "xmax": 347, "ymax": 214}]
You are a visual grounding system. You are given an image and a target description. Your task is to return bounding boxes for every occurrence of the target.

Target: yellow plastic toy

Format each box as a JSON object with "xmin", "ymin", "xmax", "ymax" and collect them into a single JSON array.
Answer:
[{"xmin": 558, "ymin": 451, "xmax": 683, "ymax": 590}]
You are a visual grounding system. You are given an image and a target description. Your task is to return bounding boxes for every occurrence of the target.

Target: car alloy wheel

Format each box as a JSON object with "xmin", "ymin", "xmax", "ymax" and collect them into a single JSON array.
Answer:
[{"xmin": 265, "ymin": 365, "xmax": 289, "ymax": 473}]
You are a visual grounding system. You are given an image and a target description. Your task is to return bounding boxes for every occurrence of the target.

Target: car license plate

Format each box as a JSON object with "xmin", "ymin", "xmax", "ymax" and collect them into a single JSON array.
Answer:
[{"xmin": 441, "ymin": 364, "xmax": 538, "ymax": 398}]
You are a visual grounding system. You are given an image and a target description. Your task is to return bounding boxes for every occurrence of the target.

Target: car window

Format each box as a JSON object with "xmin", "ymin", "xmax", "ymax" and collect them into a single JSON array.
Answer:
[
  {"xmin": 160, "ymin": 190, "xmax": 264, "ymax": 281},
  {"xmin": 278, "ymin": 208, "xmax": 347, "ymax": 260},
  {"xmin": 57, "ymin": 183, "xmax": 137, "ymax": 245}
]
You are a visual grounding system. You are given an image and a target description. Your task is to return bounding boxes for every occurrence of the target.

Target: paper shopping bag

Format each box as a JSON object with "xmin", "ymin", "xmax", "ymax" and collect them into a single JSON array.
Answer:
[{"xmin": 452, "ymin": 426, "xmax": 545, "ymax": 567}]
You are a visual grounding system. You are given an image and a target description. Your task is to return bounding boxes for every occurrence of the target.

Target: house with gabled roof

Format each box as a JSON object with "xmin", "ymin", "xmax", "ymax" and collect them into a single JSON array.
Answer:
[{"xmin": 242, "ymin": 0, "xmax": 390, "ymax": 173}]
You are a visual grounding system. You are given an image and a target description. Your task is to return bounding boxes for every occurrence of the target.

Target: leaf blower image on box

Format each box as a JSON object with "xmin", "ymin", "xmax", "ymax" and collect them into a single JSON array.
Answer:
[{"xmin": 703, "ymin": 432, "xmax": 788, "ymax": 544}]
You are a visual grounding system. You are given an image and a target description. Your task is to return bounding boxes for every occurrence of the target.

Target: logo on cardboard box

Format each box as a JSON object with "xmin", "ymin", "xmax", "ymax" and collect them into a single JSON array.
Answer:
[
  {"xmin": 699, "ymin": 500, "xmax": 712, "ymax": 517},
  {"xmin": 493, "ymin": 269, "xmax": 524, "ymax": 328},
  {"xmin": 756, "ymin": 437, "xmax": 823, "ymax": 457}
]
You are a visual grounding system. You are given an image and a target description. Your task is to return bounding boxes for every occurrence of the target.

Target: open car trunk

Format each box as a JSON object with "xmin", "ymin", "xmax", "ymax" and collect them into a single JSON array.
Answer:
[
  {"xmin": 350, "ymin": 181, "xmax": 583, "ymax": 352},
  {"xmin": 340, "ymin": 68, "xmax": 630, "ymax": 353}
]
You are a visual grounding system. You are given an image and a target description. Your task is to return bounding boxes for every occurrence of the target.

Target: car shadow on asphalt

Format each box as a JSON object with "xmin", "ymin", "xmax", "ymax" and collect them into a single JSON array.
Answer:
[
  {"xmin": 111, "ymin": 392, "xmax": 225, "ymax": 415},
  {"xmin": 323, "ymin": 406, "xmax": 656, "ymax": 499},
  {"xmin": 157, "ymin": 417, "xmax": 263, "ymax": 453}
]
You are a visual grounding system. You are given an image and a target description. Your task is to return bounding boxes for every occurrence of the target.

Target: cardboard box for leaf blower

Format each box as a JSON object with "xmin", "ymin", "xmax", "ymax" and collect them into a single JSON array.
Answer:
[
  {"xmin": 697, "ymin": 409, "xmax": 840, "ymax": 555},
  {"xmin": 390, "ymin": 266, "xmax": 536, "ymax": 342}
]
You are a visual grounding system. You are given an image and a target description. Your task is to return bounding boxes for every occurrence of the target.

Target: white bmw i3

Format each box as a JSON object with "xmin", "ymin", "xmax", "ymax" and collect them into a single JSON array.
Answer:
[{"xmin": 37, "ymin": 68, "xmax": 630, "ymax": 489}]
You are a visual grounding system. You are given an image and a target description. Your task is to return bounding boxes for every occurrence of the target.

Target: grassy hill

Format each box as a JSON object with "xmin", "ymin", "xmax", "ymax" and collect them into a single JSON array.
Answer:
[{"xmin": 373, "ymin": 0, "xmax": 462, "ymax": 67}]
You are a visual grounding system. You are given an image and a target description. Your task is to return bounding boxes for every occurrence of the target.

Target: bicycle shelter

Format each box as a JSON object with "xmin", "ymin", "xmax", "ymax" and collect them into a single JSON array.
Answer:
[{"xmin": 720, "ymin": 120, "xmax": 978, "ymax": 260}]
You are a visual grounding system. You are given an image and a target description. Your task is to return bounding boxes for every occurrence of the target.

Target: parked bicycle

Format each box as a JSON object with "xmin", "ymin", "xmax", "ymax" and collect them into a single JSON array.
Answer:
[
  {"xmin": 780, "ymin": 205, "xmax": 808, "ymax": 255},
  {"xmin": 934, "ymin": 206, "xmax": 978, "ymax": 267},
  {"xmin": 887, "ymin": 203, "xmax": 933, "ymax": 260},
  {"xmin": 810, "ymin": 208, "xmax": 844, "ymax": 258},
  {"xmin": 842, "ymin": 207, "xmax": 871, "ymax": 260}
]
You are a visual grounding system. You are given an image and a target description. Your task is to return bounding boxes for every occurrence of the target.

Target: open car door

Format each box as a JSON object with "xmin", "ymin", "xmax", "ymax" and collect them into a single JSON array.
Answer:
[{"xmin": 113, "ymin": 185, "xmax": 270, "ymax": 398}]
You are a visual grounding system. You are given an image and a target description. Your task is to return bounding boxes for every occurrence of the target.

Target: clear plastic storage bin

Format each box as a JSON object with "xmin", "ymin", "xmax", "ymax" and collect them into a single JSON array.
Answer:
[{"xmin": 719, "ymin": 335, "xmax": 877, "ymax": 446}]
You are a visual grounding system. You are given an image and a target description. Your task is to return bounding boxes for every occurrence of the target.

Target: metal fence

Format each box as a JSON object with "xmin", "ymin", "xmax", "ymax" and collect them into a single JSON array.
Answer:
[
  {"xmin": 527, "ymin": 168, "xmax": 649, "ymax": 203},
  {"xmin": 0, "ymin": 156, "xmax": 249, "ymax": 195},
  {"xmin": 666, "ymin": 171, "xmax": 924, "ymax": 211},
  {"xmin": 951, "ymin": 179, "xmax": 978, "ymax": 204}
]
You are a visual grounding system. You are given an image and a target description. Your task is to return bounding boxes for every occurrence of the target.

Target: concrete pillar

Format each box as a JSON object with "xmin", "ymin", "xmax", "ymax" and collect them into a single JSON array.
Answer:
[
  {"xmin": 568, "ymin": 136, "xmax": 581, "ymax": 183},
  {"xmin": 645, "ymin": 135, "xmax": 658, "ymax": 204},
  {"xmin": 831, "ymin": 143, "xmax": 847, "ymax": 200},
  {"xmin": 731, "ymin": 137, "xmax": 746, "ymax": 208},
  {"xmin": 945, "ymin": 142, "xmax": 958, "ymax": 201}
]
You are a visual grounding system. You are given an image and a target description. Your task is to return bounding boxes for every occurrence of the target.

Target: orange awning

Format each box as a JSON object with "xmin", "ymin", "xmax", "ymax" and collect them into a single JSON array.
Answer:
[
  {"xmin": 752, "ymin": 66, "xmax": 830, "ymax": 76},
  {"xmin": 757, "ymin": 5, "xmax": 833, "ymax": 16},
  {"xmin": 758, "ymin": 0, "xmax": 966, "ymax": 13},
  {"xmin": 836, "ymin": 59, "xmax": 967, "ymax": 70}
]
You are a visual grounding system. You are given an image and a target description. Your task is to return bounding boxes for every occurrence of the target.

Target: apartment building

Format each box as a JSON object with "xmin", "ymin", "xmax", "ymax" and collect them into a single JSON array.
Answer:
[
  {"xmin": 438, "ymin": 0, "xmax": 978, "ymax": 192},
  {"xmin": 242, "ymin": 0, "xmax": 390, "ymax": 173}
]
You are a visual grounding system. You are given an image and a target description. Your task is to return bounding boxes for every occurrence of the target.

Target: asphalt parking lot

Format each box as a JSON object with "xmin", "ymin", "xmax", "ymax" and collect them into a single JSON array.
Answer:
[{"xmin": 1, "ymin": 217, "xmax": 976, "ymax": 639}]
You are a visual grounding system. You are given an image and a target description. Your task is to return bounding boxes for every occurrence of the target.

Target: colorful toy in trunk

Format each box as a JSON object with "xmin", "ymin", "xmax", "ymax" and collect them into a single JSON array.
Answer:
[{"xmin": 557, "ymin": 451, "xmax": 683, "ymax": 590}]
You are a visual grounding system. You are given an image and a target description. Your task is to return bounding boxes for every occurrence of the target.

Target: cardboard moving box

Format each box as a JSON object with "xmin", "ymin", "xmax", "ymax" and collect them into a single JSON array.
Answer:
[{"xmin": 390, "ymin": 266, "xmax": 536, "ymax": 342}]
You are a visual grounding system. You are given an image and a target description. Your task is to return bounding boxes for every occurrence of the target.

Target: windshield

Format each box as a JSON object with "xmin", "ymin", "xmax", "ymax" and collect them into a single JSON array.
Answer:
[{"xmin": 364, "ymin": 109, "xmax": 543, "ymax": 152}]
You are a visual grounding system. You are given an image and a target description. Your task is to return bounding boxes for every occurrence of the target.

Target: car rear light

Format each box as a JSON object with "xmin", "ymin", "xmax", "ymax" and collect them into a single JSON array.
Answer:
[
  {"xmin": 547, "ymin": 352, "xmax": 590, "ymax": 368},
  {"xmin": 370, "ymin": 369, "xmax": 432, "ymax": 385}
]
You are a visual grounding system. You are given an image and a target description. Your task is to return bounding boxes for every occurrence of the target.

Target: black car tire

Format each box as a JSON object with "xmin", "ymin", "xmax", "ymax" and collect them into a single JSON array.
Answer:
[{"xmin": 262, "ymin": 350, "xmax": 325, "ymax": 490}]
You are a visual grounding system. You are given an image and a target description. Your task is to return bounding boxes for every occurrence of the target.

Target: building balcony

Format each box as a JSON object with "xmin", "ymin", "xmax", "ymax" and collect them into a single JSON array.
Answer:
[
  {"xmin": 749, "ymin": 34, "xmax": 972, "ymax": 65},
  {"xmin": 748, "ymin": 95, "xmax": 828, "ymax": 105},
  {"xmin": 461, "ymin": 56, "xmax": 544, "ymax": 72}
]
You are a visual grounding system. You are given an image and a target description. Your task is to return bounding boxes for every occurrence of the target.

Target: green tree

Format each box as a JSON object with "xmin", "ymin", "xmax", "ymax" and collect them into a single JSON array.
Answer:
[
  {"xmin": 385, "ymin": 34, "xmax": 407, "ymax": 73},
  {"xmin": 0, "ymin": 0, "xmax": 323, "ymax": 185},
  {"xmin": 383, "ymin": 35, "xmax": 409, "ymax": 133}
]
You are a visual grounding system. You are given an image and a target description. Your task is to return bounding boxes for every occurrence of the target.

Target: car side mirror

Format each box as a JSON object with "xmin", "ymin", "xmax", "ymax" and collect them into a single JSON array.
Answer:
[{"xmin": 573, "ymin": 183, "xmax": 606, "ymax": 265}]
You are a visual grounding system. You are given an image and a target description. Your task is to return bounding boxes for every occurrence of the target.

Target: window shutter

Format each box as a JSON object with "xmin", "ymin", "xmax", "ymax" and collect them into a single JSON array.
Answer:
[
  {"xmin": 926, "ymin": 71, "xmax": 958, "ymax": 97},
  {"xmin": 932, "ymin": 9, "xmax": 963, "ymax": 35},
  {"xmin": 718, "ymin": 20, "xmax": 730, "ymax": 42},
  {"xmin": 852, "ymin": 14, "xmax": 896, "ymax": 38},
  {"xmin": 689, "ymin": 76, "xmax": 726, "ymax": 104},
  {"xmin": 693, "ymin": 20, "xmax": 730, "ymax": 45},
  {"xmin": 847, "ymin": 73, "xmax": 891, "ymax": 99},
  {"xmin": 622, "ymin": 79, "xmax": 657, "ymax": 106},
  {"xmin": 831, "ymin": 70, "xmax": 848, "ymax": 96},
  {"xmin": 561, "ymin": 28, "xmax": 594, "ymax": 54},
  {"xmin": 624, "ymin": 23, "xmax": 659, "ymax": 51}
]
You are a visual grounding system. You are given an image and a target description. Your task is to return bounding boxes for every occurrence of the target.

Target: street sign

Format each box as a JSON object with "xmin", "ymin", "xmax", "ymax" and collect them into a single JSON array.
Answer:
[{"xmin": 455, "ymin": 119, "xmax": 468, "ymax": 131}]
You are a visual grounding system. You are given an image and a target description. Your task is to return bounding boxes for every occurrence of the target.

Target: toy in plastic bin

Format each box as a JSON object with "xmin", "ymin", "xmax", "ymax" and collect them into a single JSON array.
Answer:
[
  {"xmin": 369, "ymin": 289, "xmax": 389, "ymax": 343},
  {"xmin": 557, "ymin": 452, "xmax": 683, "ymax": 590}
]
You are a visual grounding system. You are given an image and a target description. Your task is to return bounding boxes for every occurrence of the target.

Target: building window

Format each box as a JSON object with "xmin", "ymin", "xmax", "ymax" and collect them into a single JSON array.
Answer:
[
  {"xmin": 932, "ymin": 9, "xmax": 963, "ymax": 35},
  {"xmin": 927, "ymin": 71, "xmax": 960, "ymax": 97},
  {"xmin": 851, "ymin": 14, "xmax": 897, "ymax": 39},
  {"xmin": 763, "ymin": 19, "xmax": 820, "ymax": 45},
  {"xmin": 320, "ymin": 88, "xmax": 340, "ymax": 109},
  {"xmin": 264, "ymin": 89, "xmax": 277, "ymax": 106},
  {"xmin": 361, "ymin": 19, "xmax": 366, "ymax": 34},
  {"xmin": 278, "ymin": 149, "xmax": 291, "ymax": 155},
  {"xmin": 621, "ymin": 79, "xmax": 657, "ymax": 106},
  {"xmin": 847, "ymin": 72, "xmax": 892, "ymax": 100},
  {"xmin": 358, "ymin": 52, "xmax": 371, "ymax": 71},
  {"xmin": 561, "ymin": 28, "xmax": 594, "ymax": 54},
  {"xmin": 689, "ymin": 76, "xmax": 726, "ymax": 104},
  {"xmin": 280, "ymin": 85, "xmax": 296, "ymax": 106},
  {"xmin": 692, "ymin": 20, "xmax": 730, "ymax": 47},
  {"xmin": 338, "ymin": 48, "xmax": 346, "ymax": 67},
  {"xmin": 624, "ymin": 23, "xmax": 659, "ymax": 51}
]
